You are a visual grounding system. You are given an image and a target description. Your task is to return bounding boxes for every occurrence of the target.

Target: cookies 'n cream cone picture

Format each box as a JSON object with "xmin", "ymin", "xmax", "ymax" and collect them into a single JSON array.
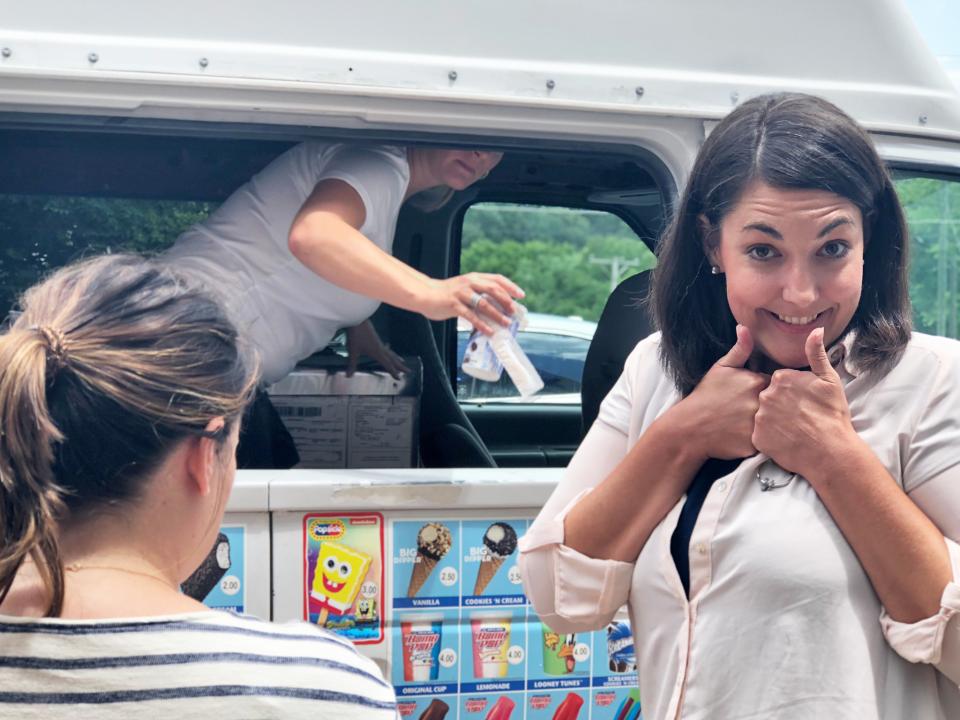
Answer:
[
  {"xmin": 473, "ymin": 522, "xmax": 518, "ymax": 595},
  {"xmin": 407, "ymin": 522, "xmax": 452, "ymax": 597}
]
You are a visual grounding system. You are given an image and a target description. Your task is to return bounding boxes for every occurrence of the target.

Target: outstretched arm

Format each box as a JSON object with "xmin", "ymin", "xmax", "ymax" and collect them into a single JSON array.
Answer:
[{"xmin": 288, "ymin": 179, "xmax": 523, "ymax": 334}]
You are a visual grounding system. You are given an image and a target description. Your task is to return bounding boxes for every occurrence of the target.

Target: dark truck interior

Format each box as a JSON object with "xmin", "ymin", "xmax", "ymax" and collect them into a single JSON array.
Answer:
[{"xmin": 0, "ymin": 118, "xmax": 672, "ymax": 468}]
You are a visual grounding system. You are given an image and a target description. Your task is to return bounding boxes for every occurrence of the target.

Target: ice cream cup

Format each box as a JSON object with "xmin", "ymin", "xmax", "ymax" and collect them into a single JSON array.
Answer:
[
  {"xmin": 470, "ymin": 611, "xmax": 512, "ymax": 678},
  {"xmin": 541, "ymin": 623, "xmax": 576, "ymax": 676},
  {"xmin": 400, "ymin": 614, "xmax": 443, "ymax": 682},
  {"xmin": 606, "ymin": 621, "xmax": 635, "ymax": 674}
]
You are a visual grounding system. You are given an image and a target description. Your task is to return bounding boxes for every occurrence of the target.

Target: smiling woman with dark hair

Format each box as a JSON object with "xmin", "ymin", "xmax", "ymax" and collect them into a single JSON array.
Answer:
[{"xmin": 519, "ymin": 93, "xmax": 960, "ymax": 719}]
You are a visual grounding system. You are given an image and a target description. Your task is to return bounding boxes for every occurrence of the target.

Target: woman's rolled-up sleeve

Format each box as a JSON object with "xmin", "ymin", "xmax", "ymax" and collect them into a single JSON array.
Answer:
[
  {"xmin": 518, "ymin": 485, "xmax": 635, "ymax": 634},
  {"xmin": 881, "ymin": 348, "xmax": 960, "ymax": 684},
  {"xmin": 880, "ymin": 538, "xmax": 960, "ymax": 684},
  {"xmin": 880, "ymin": 464, "xmax": 960, "ymax": 684},
  {"xmin": 519, "ymin": 340, "xmax": 655, "ymax": 634}
]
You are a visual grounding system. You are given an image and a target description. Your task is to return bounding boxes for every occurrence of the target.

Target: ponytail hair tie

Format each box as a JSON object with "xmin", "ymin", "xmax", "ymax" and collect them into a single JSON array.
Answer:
[{"xmin": 30, "ymin": 324, "xmax": 70, "ymax": 371}]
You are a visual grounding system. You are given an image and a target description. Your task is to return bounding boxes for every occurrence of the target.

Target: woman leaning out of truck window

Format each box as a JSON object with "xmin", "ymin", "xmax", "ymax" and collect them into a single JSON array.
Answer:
[{"xmin": 163, "ymin": 143, "xmax": 519, "ymax": 387}]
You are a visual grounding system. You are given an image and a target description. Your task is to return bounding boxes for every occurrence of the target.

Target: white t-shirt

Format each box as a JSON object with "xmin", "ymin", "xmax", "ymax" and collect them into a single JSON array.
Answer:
[
  {"xmin": 521, "ymin": 331, "xmax": 960, "ymax": 720},
  {"xmin": 0, "ymin": 610, "xmax": 398, "ymax": 719},
  {"xmin": 163, "ymin": 142, "xmax": 410, "ymax": 384}
]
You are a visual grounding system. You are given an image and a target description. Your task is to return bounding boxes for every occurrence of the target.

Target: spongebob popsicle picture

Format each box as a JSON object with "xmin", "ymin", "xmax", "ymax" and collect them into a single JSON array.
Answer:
[
  {"xmin": 304, "ymin": 514, "xmax": 384, "ymax": 643},
  {"xmin": 311, "ymin": 541, "xmax": 372, "ymax": 618}
]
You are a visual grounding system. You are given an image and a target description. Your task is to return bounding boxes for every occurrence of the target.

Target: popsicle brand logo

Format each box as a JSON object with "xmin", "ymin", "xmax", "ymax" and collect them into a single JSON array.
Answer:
[
  {"xmin": 594, "ymin": 692, "xmax": 616, "ymax": 707},
  {"xmin": 404, "ymin": 630, "xmax": 440, "ymax": 654},
  {"xmin": 475, "ymin": 627, "xmax": 508, "ymax": 650},
  {"xmin": 397, "ymin": 701, "xmax": 418, "ymax": 716},
  {"xmin": 465, "ymin": 699, "xmax": 488, "ymax": 713},
  {"xmin": 309, "ymin": 519, "xmax": 345, "ymax": 540},
  {"xmin": 530, "ymin": 695, "xmax": 551, "ymax": 710}
]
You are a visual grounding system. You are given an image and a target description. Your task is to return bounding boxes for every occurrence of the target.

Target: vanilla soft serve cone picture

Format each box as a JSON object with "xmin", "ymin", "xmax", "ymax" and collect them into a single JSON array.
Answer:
[{"xmin": 407, "ymin": 522, "xmax": 452, "ymax": 597}]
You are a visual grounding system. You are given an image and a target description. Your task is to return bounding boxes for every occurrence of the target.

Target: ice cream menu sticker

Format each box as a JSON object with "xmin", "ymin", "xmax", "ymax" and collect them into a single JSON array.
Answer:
[
  {"xmin": 591, "ymin": 688, "xmax": 642, "ymax": 720},
  {"xmin": 390, "ymin": 518, "xmax": 642, "ymax": 717},
  {"xmin": 394, "ymin": 521, "xmax": 461, "ymax": 608},
  {"xmin": 462, "ymin": 521, "xmax": 524, "ymax": 606},
  {"xmin": 526, "ymin": 620, "xmax": 592, "ymax": 693},
  {"xmin": 303, "ymin": 512, "xmax": 385, "ymax": 644},
  {"xmin": 190, "ymin": 525, "xmax": 245, "ymax": 613},
  {"xmin": 592, "ymin": 621, "xmax": 637, "ymax": 688}
]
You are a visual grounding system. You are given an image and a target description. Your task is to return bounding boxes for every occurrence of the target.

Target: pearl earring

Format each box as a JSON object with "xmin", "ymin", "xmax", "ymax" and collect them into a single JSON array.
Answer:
[{"xmin": 710, "ymin": 265, "xmax": 721, "ymax": 275}]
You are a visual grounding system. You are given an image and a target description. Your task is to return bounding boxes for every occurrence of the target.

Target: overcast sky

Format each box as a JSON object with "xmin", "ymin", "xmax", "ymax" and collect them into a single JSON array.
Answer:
[{"xmin": 905, "ymin": 0, "xmax": 960, "ymax": 88}]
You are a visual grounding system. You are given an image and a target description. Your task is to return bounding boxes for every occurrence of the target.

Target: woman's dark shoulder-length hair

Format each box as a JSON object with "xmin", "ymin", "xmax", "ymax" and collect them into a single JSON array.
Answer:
[{"xmin": 650, "ymin": 92, "xmax": 911, "ymax": 395}]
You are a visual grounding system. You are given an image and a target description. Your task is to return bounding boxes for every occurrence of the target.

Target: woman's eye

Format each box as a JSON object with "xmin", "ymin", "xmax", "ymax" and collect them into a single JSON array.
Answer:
[
  {"xmin": 821, "ymin": 241, "xmax": 850, "ymax": 259},
  {"xmin": 746, "ymin": 245, "xmax": 777, "ymax": 261}
]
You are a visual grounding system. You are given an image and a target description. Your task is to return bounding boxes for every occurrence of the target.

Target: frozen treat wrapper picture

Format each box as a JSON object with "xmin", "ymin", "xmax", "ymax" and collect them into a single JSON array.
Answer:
[
  {"xmin": 311, "ymin": 540, "xmax": 371, "ymax": 618},
  {"xmin": 182, "ymin": 531, "xmax": 231, "ymax": 601},
  {"xmin": 303, "ymin": 513, "xmax": 385, "ymax": 643}
]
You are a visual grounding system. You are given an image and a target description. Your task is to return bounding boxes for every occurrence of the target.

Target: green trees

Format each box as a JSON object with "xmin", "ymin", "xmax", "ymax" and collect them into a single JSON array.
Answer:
[
  {"xmin": 897, "ymin": 177, "xmax": 960, "ymax": 336},
  {"xmin": 461, "ymin": 205, "xmax": 656, "ymax": 321},
  {"xmin": 0, "ymin": 195, "xmax": 212, "ymax": 313}
]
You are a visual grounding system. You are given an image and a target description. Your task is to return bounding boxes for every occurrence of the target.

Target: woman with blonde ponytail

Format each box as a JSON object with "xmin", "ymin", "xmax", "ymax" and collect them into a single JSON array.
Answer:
[{"xmin": 0, "ymin": 255, "xmax": 396, "ymax": 719}]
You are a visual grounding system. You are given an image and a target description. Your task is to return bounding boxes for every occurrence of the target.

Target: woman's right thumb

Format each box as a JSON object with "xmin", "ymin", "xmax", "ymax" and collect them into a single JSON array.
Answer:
[{"xmin": 716, "ymin": 325, "xmax": 753, "ymax": 369}]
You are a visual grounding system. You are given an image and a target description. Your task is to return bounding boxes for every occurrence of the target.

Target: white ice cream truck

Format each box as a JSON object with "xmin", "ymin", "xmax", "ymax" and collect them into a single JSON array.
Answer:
[{"xmin": 1, "ymin": 1, "xmax": 959, "ymax": 717}]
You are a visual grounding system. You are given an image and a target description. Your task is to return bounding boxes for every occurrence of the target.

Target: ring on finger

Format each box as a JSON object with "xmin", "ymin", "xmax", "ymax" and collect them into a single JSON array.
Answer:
[{"xmin": 469, "ymin": 292, "xmax": 483, "ymax": 310}]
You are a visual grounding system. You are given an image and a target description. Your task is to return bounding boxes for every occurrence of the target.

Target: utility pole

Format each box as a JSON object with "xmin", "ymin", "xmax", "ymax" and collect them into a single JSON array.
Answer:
[{"xmin": 589, "ymin": 255, "xmax": 641, "ymax": 293}]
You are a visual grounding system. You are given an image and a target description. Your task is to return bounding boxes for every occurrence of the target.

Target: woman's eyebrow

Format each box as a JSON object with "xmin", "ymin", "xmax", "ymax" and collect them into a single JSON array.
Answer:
[
  {"xmin": 817, "ymin": 216, "xmax": 856, "ymax": 238},
  {"xmin": 741, "ymin": 216, "xmax": 856, "ymax": 241},
  {"xmin": 741, "ymin": 222, "xmax": 782, "ymax": 240}
]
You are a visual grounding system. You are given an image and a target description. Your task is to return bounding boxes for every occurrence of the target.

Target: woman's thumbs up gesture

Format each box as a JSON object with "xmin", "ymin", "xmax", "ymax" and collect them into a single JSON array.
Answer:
[
  {"xmin": 668, "ymin": 325, "xmax": 770, "ymax": 463},
  {"xmin": 752, "ymin": 327, "xmax": 854, "ymax": 477}
]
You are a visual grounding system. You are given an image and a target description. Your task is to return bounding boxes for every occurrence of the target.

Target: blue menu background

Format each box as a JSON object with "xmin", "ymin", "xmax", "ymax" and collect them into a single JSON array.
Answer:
[{"xmin": 202, "ymin": 525, "xmax": 245, "ymax": 613}]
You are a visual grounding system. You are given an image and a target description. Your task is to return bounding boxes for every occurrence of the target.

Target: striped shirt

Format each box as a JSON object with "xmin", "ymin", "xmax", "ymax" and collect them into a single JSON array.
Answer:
[{"xmin": 0, "ymin": 610, "xmax": 397, "ymax": 719}]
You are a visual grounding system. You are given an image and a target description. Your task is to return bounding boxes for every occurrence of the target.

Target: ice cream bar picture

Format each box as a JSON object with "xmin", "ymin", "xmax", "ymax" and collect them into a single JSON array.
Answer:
[
  {"xmin": 407, "ymin": 522, "xmax": 452, "ymax": 597},
  {"xmin": 473, "ymin": 522, "xmax": 518, "ymax": 595},
  {"xmin": 181, "ymin": 531, "xmax": 230, "ymax": 600},
  {"xmin": 551, "ymin": 693, "xmax": 584, "ymax": 720},
  {"xmin": 418, "ymin": 698, "xmax": 449, "ymax": 720},
  {"xmin": 613, "ymin": 697, "xmax": 634, "ymax": 720},
  {"xmin": 613, "ymin": 690, "xmax": 641, "ymax": 720},
  {"xmin": 311, "ymin": 540, "xmax": 372, "ymax": 620},
  {"xmin": 483, "ymin": 696, "xmax": 516, "ymax": 720}
]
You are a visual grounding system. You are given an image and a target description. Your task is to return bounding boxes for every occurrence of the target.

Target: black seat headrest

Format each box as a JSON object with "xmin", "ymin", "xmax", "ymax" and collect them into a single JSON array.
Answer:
[{"xmin": 580, "ymin": 270, "xmax": 655, "ymax": 437}]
